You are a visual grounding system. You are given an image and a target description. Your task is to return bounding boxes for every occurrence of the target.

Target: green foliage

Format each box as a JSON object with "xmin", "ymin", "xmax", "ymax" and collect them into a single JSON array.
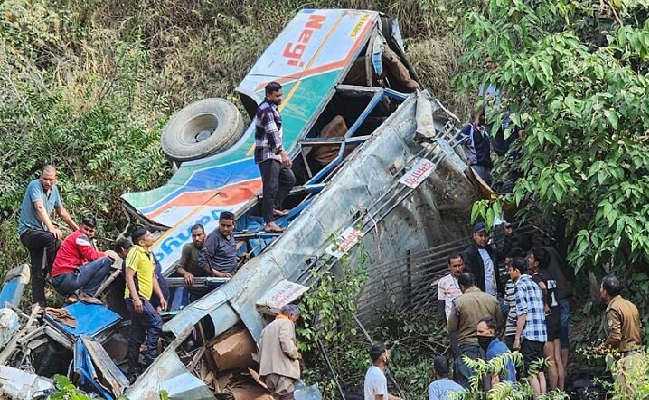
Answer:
[
  {"xmin": 48, "ymin": 375, "xmax": 94, "ymax": 400},
  {"xmin": 458, "ymin": 0, "xmax": 649, "ymax": 275},
  {"xmin": 455, "ymin": 354, "xmax": 568, "ymax": 400}
]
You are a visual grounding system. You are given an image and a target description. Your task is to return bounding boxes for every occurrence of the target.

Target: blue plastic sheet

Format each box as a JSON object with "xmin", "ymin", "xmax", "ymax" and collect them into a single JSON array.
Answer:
[
  {"xmin": 75, "ymin": 339, "xmax": 113, "ymax": 400},
  {"xmin": 50, "ymin": 303, "xmax": 120, "ymax": 338}
]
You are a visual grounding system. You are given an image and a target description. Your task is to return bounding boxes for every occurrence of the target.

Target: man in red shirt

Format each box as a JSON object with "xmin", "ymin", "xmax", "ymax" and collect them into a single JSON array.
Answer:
[{"xmin": 51, "ymin": 216, "xmax": 115, "ymax": 302}]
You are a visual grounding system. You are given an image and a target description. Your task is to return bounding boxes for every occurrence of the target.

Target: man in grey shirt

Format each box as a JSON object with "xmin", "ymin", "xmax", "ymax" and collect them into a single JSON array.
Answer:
[
  {"xmin": 18, "ymin": 165, "xmax": 78, "ymax": 306},
  {"xmin": 198, "ymin": 211, "xmax": 247, "ymax": 277}
]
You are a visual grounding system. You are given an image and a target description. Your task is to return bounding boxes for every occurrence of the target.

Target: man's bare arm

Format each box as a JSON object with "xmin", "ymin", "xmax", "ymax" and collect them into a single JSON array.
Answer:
[{"xmin": 56, "ymin": 206, "xmax": 78, "ymax": 231}]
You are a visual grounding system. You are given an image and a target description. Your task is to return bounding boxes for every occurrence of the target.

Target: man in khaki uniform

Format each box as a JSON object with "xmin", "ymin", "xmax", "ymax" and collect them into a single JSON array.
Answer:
[
  {"xmin": 448, "ymin": 272, "xmax": 504, "ymax": 387},
  {"xmin": 599, "ymin": 274, "xmax": 644, "ymax": 393},
  {"xmin": 259, "ymin": 304, "xmax": 301, "ymax": 400}
]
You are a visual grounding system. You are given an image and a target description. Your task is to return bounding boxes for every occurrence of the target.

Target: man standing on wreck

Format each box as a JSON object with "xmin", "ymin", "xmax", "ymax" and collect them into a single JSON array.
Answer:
[
  {"xmin": 254, "ymin": 81, "xmax": 296, "ymax": 233},
  {"xmin": 124, "ymin": 227, "xmax": 167, "ymax": 382},
  {"xmin": 259, "ymin": 304, "xmax": 302, "ymax": 399},
  {"xmin": 18, "ymin": 165, "xmax": 78, "ymax": 308}
]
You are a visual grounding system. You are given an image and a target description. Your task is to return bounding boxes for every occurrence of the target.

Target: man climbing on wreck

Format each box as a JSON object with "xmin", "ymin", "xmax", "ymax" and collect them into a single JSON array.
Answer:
[
  {"xmin": 18, "ymin": 165, "xmax": 78, "ymax": 308},
  {"xmin": 254, "ymin": 81, "xmax": 296, "ymax": 233},
  {"xmin": 124, "ymin": 226, "xmax": 167, "ymax": 382}
]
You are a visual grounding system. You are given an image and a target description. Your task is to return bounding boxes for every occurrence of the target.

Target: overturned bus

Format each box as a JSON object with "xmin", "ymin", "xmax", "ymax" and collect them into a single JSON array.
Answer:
[{"xmin": 0, "ymin": 8, "xmax": 478, "ymax": 399}]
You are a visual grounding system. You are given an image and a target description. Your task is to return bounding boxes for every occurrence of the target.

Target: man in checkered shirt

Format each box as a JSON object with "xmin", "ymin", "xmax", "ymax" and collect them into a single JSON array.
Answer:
[
  {"xmin": 254, "ymin": 82, "xmax": 296, "ymax": 233},
  {"xmin": 510, "ymin": 258, "xmax": 547, "ymax": 398}
]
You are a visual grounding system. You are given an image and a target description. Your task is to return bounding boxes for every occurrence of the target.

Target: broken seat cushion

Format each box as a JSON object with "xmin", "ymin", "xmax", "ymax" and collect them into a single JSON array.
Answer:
[{"xmin": 45, "ymin": 302, "xmax": 120, "ymax": 338}]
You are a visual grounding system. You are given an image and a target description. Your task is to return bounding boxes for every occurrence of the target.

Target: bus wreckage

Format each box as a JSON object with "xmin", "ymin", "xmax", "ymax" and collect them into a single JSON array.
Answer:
[{"xmin": 0, "ymin": 9, "xmax": 478, "ymax": 400}]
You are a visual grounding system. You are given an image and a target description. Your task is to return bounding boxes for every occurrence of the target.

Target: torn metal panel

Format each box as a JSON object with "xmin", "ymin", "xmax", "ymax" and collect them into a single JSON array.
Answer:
[
  {"xmin": 255, "ymin": 280, "xmax": 309, "ymax": 316},
  {"xmin": 153, "ymin": 92, "xmax": 466, "ymax": 350},
  {"xmin": 0, "ymin": 309, "xmax": 19, "ymax": 350},
  {"xmin": 0, "ymin": 264, "xmax": 30, "ymax": 308},
  {"xmin": 124, "ymin": 350, "xmax": 214, "ymax": 400},
  {"xmin": 81, "ymin": 335, "xmax": 129, "ymax": 396},
  {"xmin": 0, "ymin": 366, "xmax": 54, "ymax": 400},
  {"xmin": 163, "ymin": 288, "xmax": 228, "ymax": 339}
]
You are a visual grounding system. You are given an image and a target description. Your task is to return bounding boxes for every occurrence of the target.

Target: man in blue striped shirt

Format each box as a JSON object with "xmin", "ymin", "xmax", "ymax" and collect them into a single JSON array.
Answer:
[{"xmin": 254, "ymin": 82, "xmax": 296, "ymax": 233}]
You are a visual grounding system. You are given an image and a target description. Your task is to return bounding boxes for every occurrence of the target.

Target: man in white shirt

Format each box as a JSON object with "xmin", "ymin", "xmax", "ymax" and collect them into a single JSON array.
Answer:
[
  {"xmin": 364, "ymin": 343, "xmax": 403, "ymax": 400},
  {"xmin": 438, "ymin": 253, "xmax": 465, "ymax": 356}
]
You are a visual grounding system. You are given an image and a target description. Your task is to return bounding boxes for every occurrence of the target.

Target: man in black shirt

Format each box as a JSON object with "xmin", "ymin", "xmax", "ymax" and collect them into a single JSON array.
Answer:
[{"xmin": 177, "ymin": 224, "xmax": 210, "ymax": 300}]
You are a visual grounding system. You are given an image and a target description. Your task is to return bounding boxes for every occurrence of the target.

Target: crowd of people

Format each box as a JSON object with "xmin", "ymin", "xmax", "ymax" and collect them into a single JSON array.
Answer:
[
  {"xmin": 363, "ymin": 221, "xmax": 644, "ymax": 400},
  {"xmin": 16, "ymin": 165, "xmax": 250, "ymax": 382}
]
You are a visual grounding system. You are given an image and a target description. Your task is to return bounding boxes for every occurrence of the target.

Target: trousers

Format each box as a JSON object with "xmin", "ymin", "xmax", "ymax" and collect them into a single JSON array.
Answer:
[
  {"xmin": 126, "ymin": 298, "xmax": 162, "ymax": 374},
  {"xmin": 51, "ymin": 257, "xmax": 112, "ymax": 297},
  {"xmin": 456, "ymin": 342, "xmax": 481, "ymax": 388},
  {"xmin": 20, "ymin": 229, "xmax": 60, "ymax": 306},
  {"xmin": 259, "ymin": 159, "xmax": 295, "ymax": 223}
]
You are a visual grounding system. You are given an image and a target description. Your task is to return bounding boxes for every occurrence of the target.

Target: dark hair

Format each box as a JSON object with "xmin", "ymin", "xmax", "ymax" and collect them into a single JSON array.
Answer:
[
  {"xmin": 511, "ymin": 258, "xmax": 527, "ymax": 274},
  {"xmin": 370, "ymin": 342, "xmax": 387, "ymax": 363},
  {"xmin": 265, "ymin": 81, "xmax": 282, "ymax": 96},
  {"xmin": 131, "ymin": 226, "xmax": 149, "ymax": 244},
  {"xmin": 82, "ymin": 215, "xmax": 98, "ymax": 229},
  {"xmin": 191, "ymin": 223, "xmax": 204, "ymax": 232},
  {"xmin": 220, "ymin": 211, "xmax": 235, "ymax": 221},
  {"xmin": 433, "ymin": 355, "xmax": 450, "ymax": 378},
  {"xmin": 114, "ymin": 238, "xmax": 132, "ymax": 252},
  {"xmin": 478, "ymin": 316, "xmax": 497, "ymax": 331},
  {"xmin": 602, "ymin": 275, "xmax": 622, "ymax": 297},
  {"xmin": 447, "ymin": 253, "xmax": 464, "ymax": 265},
  {"xmin": 506, "ymin": 247, "xmax": 525, "ymax": 260},
  {"xmin": 471, "ymin": 106, "xmax": 485, "ymax": 120},
  {"xmin": 517, "ymin": 233, "xmax": 533, "ymax": 252},
  {"xmin": 458, "ymin": 272, "xmax": 476, "ymax": 288},
  {"xmin": 529, "ymin": 247, "xmax": 547, "ymax": 269}
]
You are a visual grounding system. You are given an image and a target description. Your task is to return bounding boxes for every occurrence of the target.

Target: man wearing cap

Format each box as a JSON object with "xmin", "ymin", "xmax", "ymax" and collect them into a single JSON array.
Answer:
[
  {"xmin": 462, "ymin": 222, "xmax": 507, "ymax": 298},
  {"xmin": 18, "ymin": 165, "xmax": 78, "ymax": 307},
  {"xmin": 259, "ymin": 304, "xmax": 302, "ymax": 400},
  {"xmin": 598, "ymin": 275, "xmax": 643, "ymax": 393},
  {"xmin": 364, "ymin": 342, "xmax": 404, "ymax": 400}
]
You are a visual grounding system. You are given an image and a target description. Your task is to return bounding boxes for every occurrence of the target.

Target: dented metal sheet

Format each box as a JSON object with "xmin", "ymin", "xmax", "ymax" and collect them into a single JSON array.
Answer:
[
  {"xmin": 255, "ymin": 280, "xmax": 309, "ymax": 315},
  {"xmin": 155, "ymin": 92, "xmax": 464, "ymax": 343},
  {"xmin": 124, "ymin": 350, "xmax": 214, "ymax": 400}
]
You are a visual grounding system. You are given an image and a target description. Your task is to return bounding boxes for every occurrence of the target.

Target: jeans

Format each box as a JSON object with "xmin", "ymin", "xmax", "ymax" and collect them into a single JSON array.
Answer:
[
  {"xmin": 126, "ymin": 298, "xmax": 162, "ymax": 375},
  {"xmin": 51, "ymin": 257, "xmax": 112, "ymax": 297},
  {"xmin": 560, "ymin": 299, "xmax": 570, "ymax": 350},
  {"xmin": 456, "ymin": 342, "xmax": 481, "ymax": 388},
  {"xmin": 20, "ymin": 229, "xmax": 61, "ymax": 306},
  {"xmin": 259, "ymin": 159, "xmax": 296, "ymax": 223}
]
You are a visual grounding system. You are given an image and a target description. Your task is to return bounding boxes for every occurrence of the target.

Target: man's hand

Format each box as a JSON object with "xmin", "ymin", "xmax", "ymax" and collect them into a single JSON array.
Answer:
[
  {"xmin": 513, "ymin": 336, "xmax": 521, "ymax": 350},
  {"xmin": 280, "ymin": 151, "xmax": 292, "ymax": 167},
  {"xmin": 133, "ymin": 298, "xmax": 144, "ymax": 314},
  {"xmin": 50, "ymin": 227, "xmax": 62, "ymax": 240},
  {"xmin": 159, "ymin": 298, "xmax": 167, "ymax": 312},
  {"xmin": 238, "ymin": 252, "xmax": 250, "ymax": 263},
  {"xmin": 544, "ymin": 304, "xmax": 551, "ymax": 315},
  {"xmin": 213, "ymin": 270, "xmax": 232, "ymax": 278},
  {"xmin": 104, "ymin": 250, "xmax": 118, "ymax": 261},
  {"xmin": 183, "ymin": 271, "xmax": 195, "ymax": 286}
]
